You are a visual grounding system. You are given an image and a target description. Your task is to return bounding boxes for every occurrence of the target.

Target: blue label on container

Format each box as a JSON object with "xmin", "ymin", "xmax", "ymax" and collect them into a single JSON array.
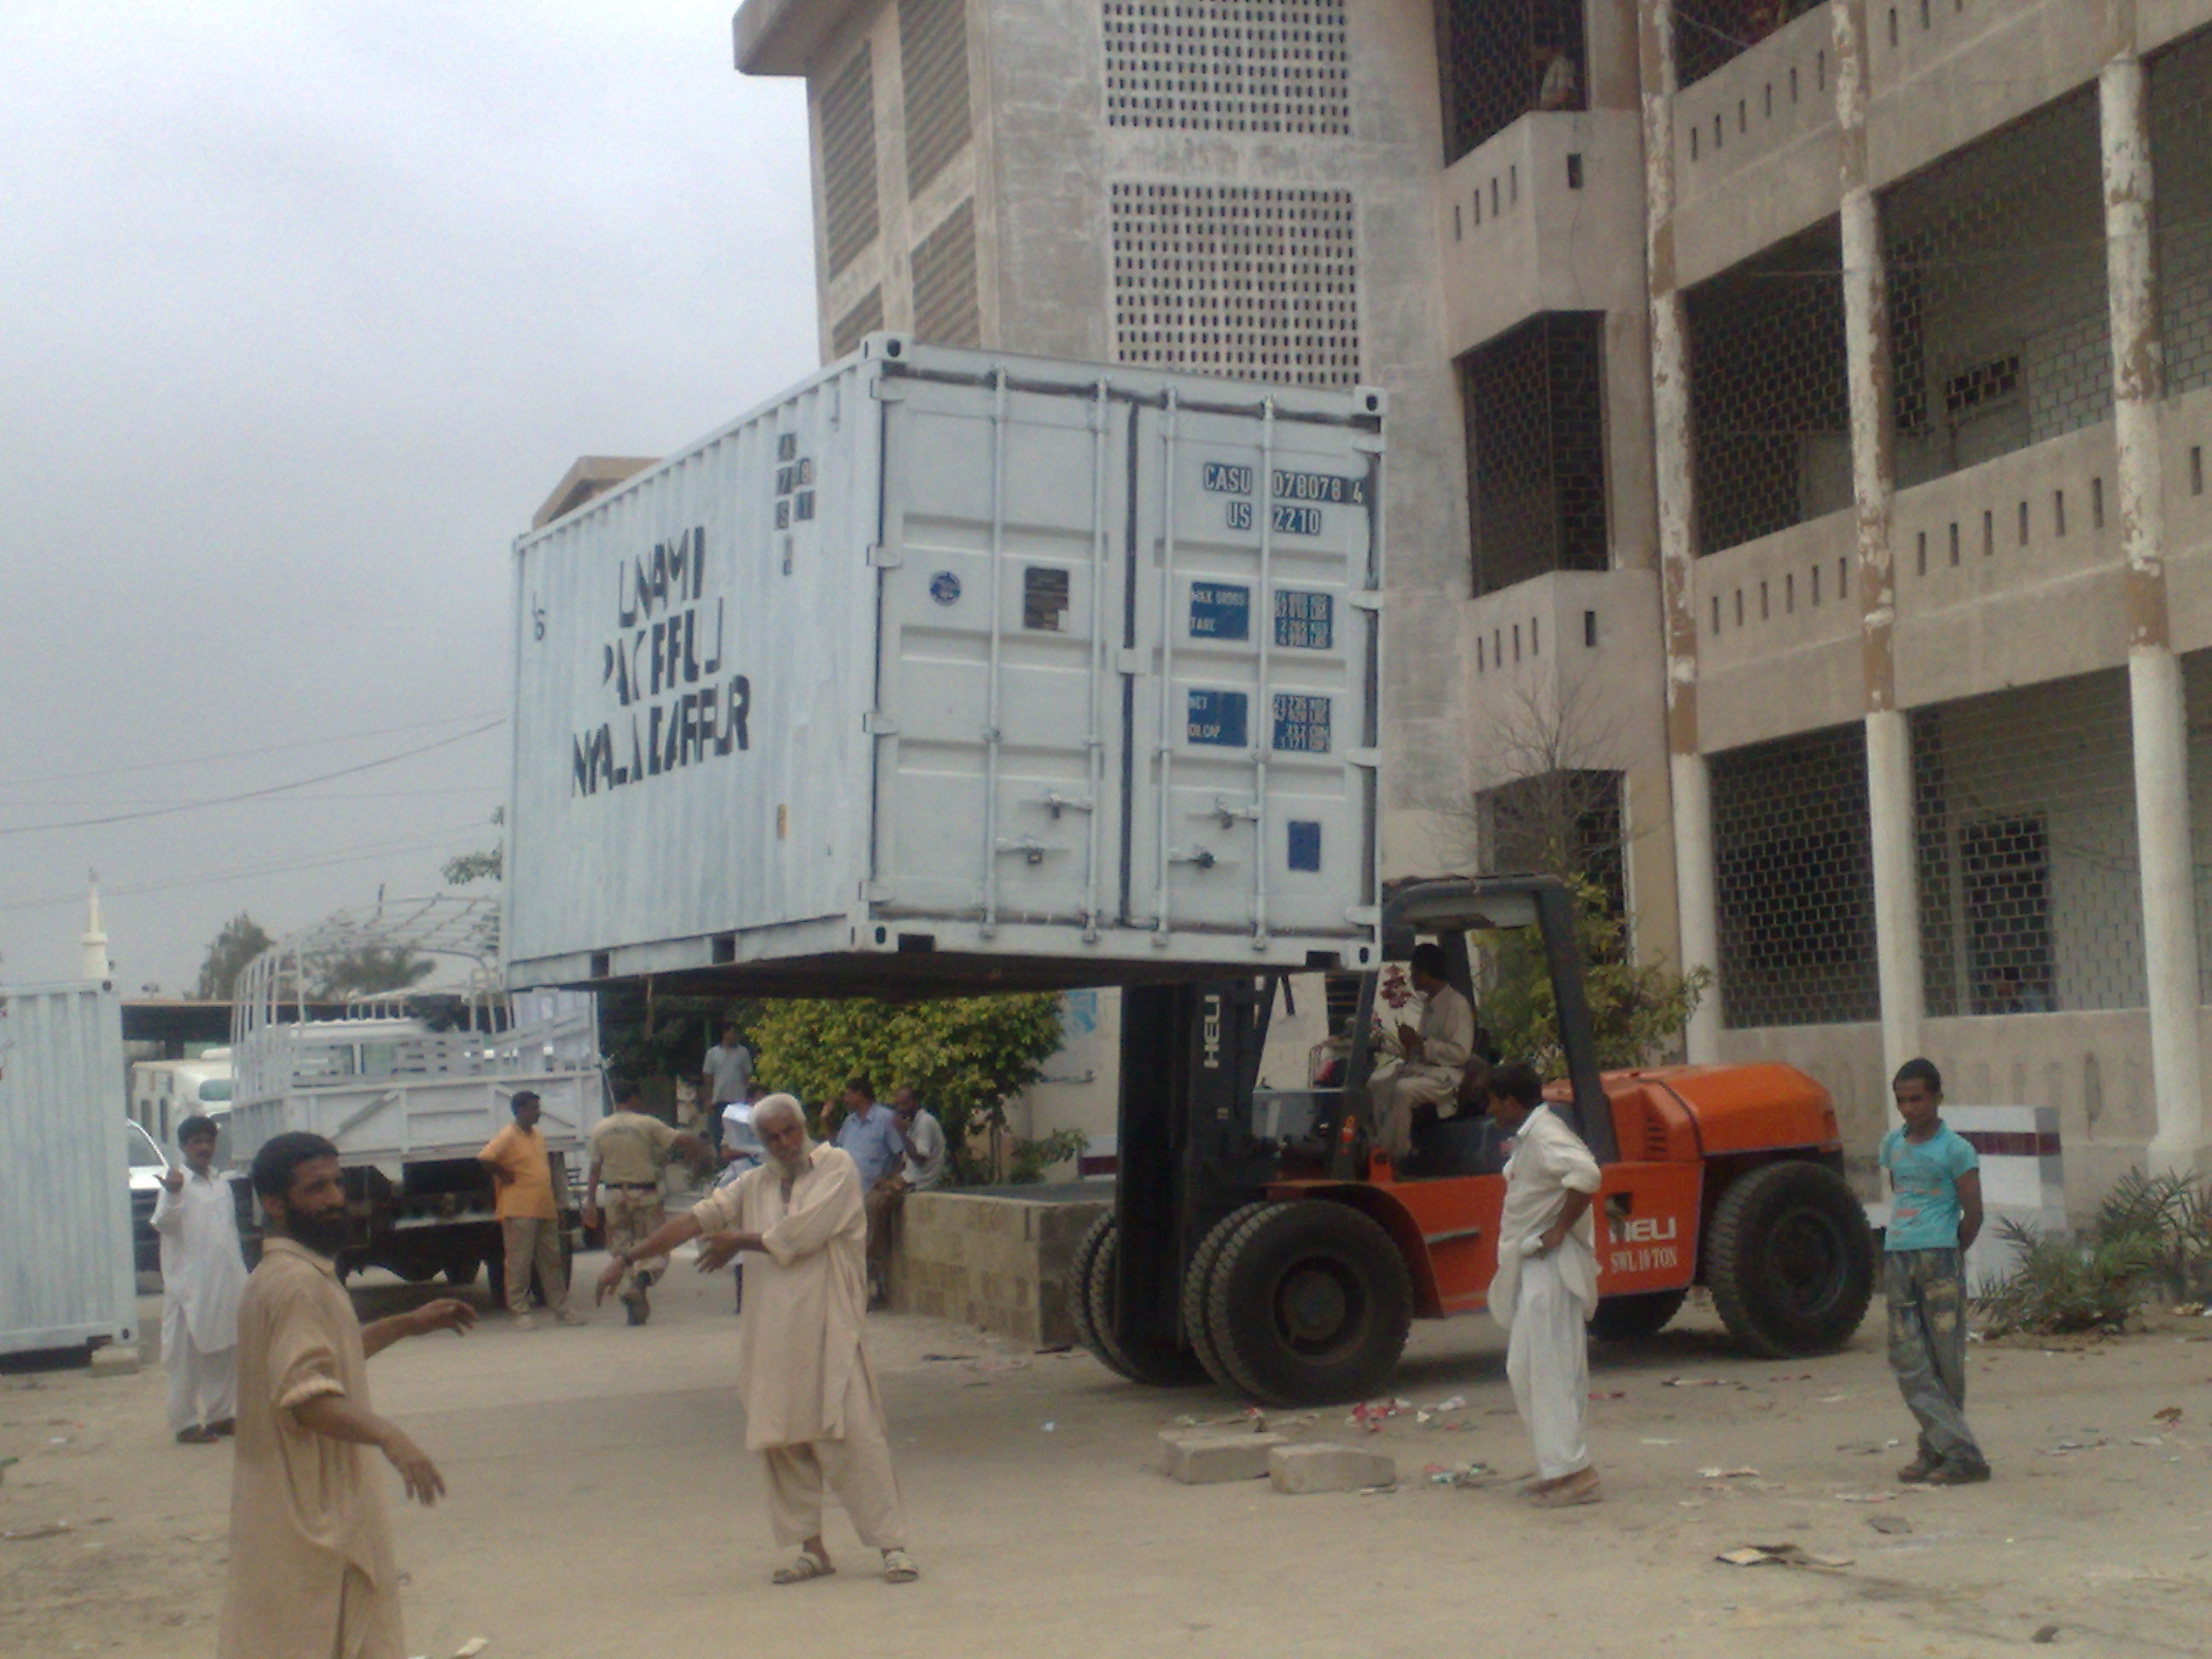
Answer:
[
  {"xmin": 1271, "ymin": 692, "xmax": 1332, "ymax": 754},
  {"xmin": 929, "ymin": 571, "xmax": 961, "ymax": 605},
  {"xmin": 1274, "ymin": 590, "xmax": 1334, "ymax": 649},
  {"xmin": 1190, "ymin": 582, "xmax": 1251, "ymax": 640},
  {"xmin": 1186, "ymin": 690, "xmax": 1249, "ymax": 748},
  {"xmin": 1287, "ymin": 820, "xmax": 1323, "ymax": 872}
]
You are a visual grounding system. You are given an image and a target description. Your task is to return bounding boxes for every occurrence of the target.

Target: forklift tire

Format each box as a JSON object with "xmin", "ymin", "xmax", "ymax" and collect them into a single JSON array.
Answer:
[
  {"xmin": 1066, "ymin": 1214, "xmax": 1113, "ymax": 1359},
  {"xmin": 1208, "ymin": 1201, "xmax": 1412, "ymax": 1408},
  {"xmin": 1182, "ymin": 1202, "xmax": 1277, "ymax": 1391},
  {"xmin": 1080, "ymin": 1219, "xmax": 1212, "ymax": 1388},
  {"xmin": 1706, "ymin": 1160, "xmax": 1875, "ymax": 1359},
  {"xmin": 1587, "ymin": 1288, "xmax": 1688, "ymax": 1342}
]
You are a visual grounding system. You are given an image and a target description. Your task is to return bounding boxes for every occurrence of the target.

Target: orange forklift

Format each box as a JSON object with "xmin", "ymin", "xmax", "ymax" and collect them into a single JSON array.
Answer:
[{"xmin": 1068, "ymin": 875, "xmax": 1876, "ymax": 1406}]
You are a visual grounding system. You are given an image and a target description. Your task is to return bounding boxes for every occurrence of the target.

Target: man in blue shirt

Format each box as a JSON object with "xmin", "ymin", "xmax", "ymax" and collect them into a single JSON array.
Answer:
[
  {"xmin": 1878, "ymin": 1057, "xmax": 1989, "ymax": 1485},
  {"xmin": 832, "ymin": 1079, "xmax": 905, "ymax": 1307}
]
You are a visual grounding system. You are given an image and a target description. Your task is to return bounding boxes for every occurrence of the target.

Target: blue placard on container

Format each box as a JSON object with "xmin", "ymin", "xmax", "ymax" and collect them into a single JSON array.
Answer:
[
  {"xmin": 1271, "ymin": 692, "xmax": 1332, "ymax": 754},
  {"xmin": 1190, "ymin": 582, "xmax": 1252, "ymax": 640},
  {"xmin": 1186, "ymin": 689, "xmax": 1249, "ymax": 748},
  {"xmin": 1287, "ymin": 820, "xmax": 1323, "ymax": 872},
  {"xmin": 1273, "ymin": 590, "xmax": 1334, "ymax": 649}
]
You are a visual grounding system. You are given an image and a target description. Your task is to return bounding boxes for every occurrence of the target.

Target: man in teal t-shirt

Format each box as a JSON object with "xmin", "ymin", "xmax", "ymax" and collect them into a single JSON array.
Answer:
[{"xmin": 1877, "ymin": 1058, "xmax": 1988, "ymax": 1485}]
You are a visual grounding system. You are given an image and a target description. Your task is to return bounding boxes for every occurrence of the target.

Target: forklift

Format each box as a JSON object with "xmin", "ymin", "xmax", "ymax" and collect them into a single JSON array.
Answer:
[{"xmin": 1069, "ymin": 874, "xmax": 1877, "ymax": 1406}]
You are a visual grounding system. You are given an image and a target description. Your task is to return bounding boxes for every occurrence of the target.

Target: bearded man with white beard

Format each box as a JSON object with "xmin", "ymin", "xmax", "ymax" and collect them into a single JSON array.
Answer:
[{"xmin": 597, "ymin": 1093, "xmax": 918, "ymax": 1586}]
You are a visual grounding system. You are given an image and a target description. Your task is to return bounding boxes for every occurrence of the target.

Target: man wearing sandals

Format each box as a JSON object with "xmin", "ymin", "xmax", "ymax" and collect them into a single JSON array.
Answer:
[
  {"xmin": 1486, "ymin": 1062, "xmax": 1604, "ymax": 1508},
  {"xmin": 596, "ymin": 1094, "xmax": 920, "ymax": 1585}
]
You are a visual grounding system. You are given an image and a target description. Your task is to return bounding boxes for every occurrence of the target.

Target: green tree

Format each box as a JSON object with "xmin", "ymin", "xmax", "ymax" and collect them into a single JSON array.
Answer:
[
  {"xmin": 748, "ymin": 993, "xmax": 1068, "ymax": 1184},
  {"xmin": 195, "ymin": 913, "xmax": 273, "ymax": 1000},
  {"xmin": 442, "ymin": 807, "xmax": 504, "ymax": 886},
  {"xmin": 1476, "ymin": 878, "xmax": 1712, "ymax": 1076},
  {"xmin": 306, "ymin": 946, "xmax": 437, "ymax": 1001}
]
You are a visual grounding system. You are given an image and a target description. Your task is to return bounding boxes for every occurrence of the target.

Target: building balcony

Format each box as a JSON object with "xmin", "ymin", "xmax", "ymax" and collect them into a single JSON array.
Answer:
[{"xmin": 1437, "ymin": 109, "xmax": 1645, "ymax": 358}]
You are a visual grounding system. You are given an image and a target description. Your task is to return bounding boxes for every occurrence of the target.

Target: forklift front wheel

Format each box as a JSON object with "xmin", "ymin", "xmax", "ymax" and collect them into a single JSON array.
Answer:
[
  {"xmin": 1207, "ymin": 1201, "xmax": 1412, "ymax": 1408},
  {"xmin": 1706, "ymin": 1160, "xmax": 1876, "ymax": 1358},
  {"xmin": 1183, "ymin": 1202, "xmax": 1276, "ymax": 1390},
  {"xmin": 1080, "ymin": 1218, "xmax": 1211, "ymax": 1388}
]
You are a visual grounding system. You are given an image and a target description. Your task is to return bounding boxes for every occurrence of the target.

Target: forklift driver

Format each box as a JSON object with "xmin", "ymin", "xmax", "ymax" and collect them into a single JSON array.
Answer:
[{"xmin": 1365, "ymin": 943, "xmax": 1477, "ymax": 1171}]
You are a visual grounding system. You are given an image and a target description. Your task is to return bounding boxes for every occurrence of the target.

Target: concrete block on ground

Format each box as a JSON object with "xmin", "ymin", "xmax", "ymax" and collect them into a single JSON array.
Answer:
[
  {"xmin": 1268, "ymin": 1441, "xmax": 1397, "ymax": 1494},
  {"xmin": 89, "ymin": 1343, "xmax": 142, "ymax": 1377},
  {"xmin": 1157, "ymin": 1429, "xmax": 1286, "ymax": 1484}
]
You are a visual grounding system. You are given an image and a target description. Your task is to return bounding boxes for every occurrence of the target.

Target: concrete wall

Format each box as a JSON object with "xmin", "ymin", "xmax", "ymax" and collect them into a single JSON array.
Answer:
[{"xmin": 892, "ymin": 1188, "xmax": 1107, "ymax": 1344}]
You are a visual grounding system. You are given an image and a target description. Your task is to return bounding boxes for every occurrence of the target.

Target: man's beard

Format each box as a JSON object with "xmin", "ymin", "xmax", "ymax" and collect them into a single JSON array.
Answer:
[
  {"xmin": 765, "ymin": 1143, "xmax": 812, "ymax": 1182},
  {"xmin": 289, "ymin": 1207, "xmax": 350, "ymax": 1259}
]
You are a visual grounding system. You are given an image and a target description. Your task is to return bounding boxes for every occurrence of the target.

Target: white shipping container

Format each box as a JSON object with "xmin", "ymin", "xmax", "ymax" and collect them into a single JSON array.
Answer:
[
  {"xmin": 0, "ymin": 982, "xmax": 137, "ymax": 1358},
  {"xmin": 507, "ymin": 339, "xmax": 1384, "ymax": 994}
]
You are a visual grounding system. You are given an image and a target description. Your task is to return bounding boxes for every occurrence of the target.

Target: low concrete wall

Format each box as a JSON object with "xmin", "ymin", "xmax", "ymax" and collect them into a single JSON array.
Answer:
[{"xmin": 891, "ymin": 1187, "xmax": 1109, "ymax": 1347}]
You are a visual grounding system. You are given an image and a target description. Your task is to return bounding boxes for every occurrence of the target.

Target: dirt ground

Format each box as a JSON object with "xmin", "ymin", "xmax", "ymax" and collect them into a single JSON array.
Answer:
[{"xmin": 5, "ymin": 1253, "xmax": 2210, "ymax": 1659}]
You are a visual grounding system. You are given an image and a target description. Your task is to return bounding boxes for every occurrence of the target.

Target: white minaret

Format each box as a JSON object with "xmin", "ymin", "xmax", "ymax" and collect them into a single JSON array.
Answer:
[{"xmin": 80, "ymin": 870, "xmax": 112, "ymax": 982}]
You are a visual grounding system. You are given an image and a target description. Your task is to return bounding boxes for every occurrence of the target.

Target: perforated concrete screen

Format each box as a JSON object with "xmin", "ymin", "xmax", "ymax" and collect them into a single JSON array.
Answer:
[
  {"xmin": 1103, "ymin": 1, "xmax": 1350, "ymax": 135},
  {"xmin": 912, "ymin": 200, "xmax": 981, "ymax": 346},
  {"xmin": 1673, "ymin": 0, "xmax": 1824, "ymax": 89},
  {"xmin": 832, "ymin": 288, "xmax": 885, "ymax": 358},
  {"xmin": 1110, "ymin": 183, "xmax": 1359, "ymax": 387},
  {"xmin": 819, "ymin": 45, "xmax": 880, "ymax": 277},
  {"xmin": 1462, "ymin": 311, "xmax": 1609, "ymax": 595},
  {"xmin": 901, "ymin": 0, "xmax": 971, "ymax": 195},
  {"xmin": 2151, "ymin": 29, "xmax": 2212, "ymax": 396},
  {"xmin": 1436, "ymin": 0, "xmax": 1586, "ymax": 163}
]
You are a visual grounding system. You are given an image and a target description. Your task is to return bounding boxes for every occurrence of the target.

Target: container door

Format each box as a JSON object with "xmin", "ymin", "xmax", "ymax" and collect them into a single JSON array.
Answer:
[
  {"xmin": 870, "ymin": 372, "xmax": 1132, "ymax": 934},
  {"xmin": 1126, "ymin": 394, "xmax": 1379, "ymax": 950}
]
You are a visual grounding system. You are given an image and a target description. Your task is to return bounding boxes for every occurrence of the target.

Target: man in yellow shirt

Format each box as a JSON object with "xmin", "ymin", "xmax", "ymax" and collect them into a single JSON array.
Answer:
[
  {"xmin": 477, "ymin": 1092, "xmax": 583, "ymax": 1330},
  {"xmin": 585, "ymin": 1080, "xmax": 709, "ymax": 1326}
]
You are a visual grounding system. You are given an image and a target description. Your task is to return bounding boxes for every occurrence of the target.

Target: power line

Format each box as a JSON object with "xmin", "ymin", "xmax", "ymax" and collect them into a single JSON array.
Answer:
[
  {"xmin": 0, "ymin": 721, "xmax": 504, "ymax": 835},
  {"xmin": 0, "ymin": 823, "xmax": 492, "ymax": 915},
  {"xmin": 0, "ymin": 709, "xmax": 506, "ymax": 789}
]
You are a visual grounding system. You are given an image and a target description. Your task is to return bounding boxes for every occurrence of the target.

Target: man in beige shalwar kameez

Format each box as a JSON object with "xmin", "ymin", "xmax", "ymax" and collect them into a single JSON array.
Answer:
[
  {"xmin": 1366, "ymin": 943, "xmax": 1478, "ymax": 1167},
  {"xmin": 218, "ymin": 1132, "xmax": 474, "ymax": 1659},
  {"xmin": 598, "ymin": 1094, "xmax": 919, "ymax": 1585}
]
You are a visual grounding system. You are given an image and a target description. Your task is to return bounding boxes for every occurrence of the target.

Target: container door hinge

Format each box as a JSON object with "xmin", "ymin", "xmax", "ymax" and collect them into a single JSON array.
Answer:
[
  {"xmin": 861, "ymin": 880, "xmax": 894, "ymax": 903},
  {"xmin": 1352, "ymin": 434, "xmax": 1385, "ymax": 455},
  {"xmin": 863, "ymin": 711, "xmax": 899, "ymax": 736},
  {"xmin": 1115, "ymin": 647, "xmax": 1144, "ymax": 675},
  {"xmin": 869, "ymin": 544, "xmax": 903, "ymax": 568},
  {"xmin": 870, "ymin": 381, "xmax": 908, "ymax": 403},
  {"xmin": 1347, "ymin": 748, "xmax": 1382, "ymax": 769},
  {"xmin": 1348, "ymin": 591, "xmax": 1384, "ymax": 613}
]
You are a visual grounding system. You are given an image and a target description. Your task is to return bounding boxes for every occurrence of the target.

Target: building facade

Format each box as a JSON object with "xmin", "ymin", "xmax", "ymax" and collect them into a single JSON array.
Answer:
[{"xmin": 731, "ymin": 0, "xmax": 2212, "ymax": 1207}]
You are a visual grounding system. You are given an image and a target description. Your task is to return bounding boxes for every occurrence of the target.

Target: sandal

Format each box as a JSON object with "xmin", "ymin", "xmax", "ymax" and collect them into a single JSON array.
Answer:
[
  {"xmin": 773, "ymin": 1549, "xmax": 835, "ymax": 1585},
  {"xmin": 1526, "ymin": 1470, "xmax": 1602, "ymax": 1508},
  {"xmin": 882, "ymin": 1548, "xmax": 921, "ymax": 1584}
]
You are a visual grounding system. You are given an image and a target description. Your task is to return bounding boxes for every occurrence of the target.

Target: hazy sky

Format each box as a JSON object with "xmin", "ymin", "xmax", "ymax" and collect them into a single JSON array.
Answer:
[{"xmin": 0, "ymin": 3, "xmax": 818, "ymax": 990}]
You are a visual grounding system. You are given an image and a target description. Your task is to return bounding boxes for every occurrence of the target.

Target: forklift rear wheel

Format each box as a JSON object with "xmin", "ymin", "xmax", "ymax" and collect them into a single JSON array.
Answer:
[
  {"xmin": 1182, "ymin": 1202, "xmax": 1276, "ymax": 1391},
  {"xmin": 1208, "ymin": 1201, "xmax": 1412, "ymax": 1408},
  {"xmin": 1706, "ymin": 1161, "xmax": 1875, "ymax": 1358},
  {"xmin": 1587, "ymin": 1288, "xmax": 1688, "ymax": 1342},
  {"xmin": 1080, "ymin": 1219, "xmax": 1211, "ymax": 1388}
]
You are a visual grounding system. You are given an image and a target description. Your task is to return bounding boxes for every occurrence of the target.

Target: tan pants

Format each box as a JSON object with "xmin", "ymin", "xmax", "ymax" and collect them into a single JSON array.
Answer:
[
  {"xmin": 760, "ymin": 1372, "xmax": 907, "ymax": 1549},
  {"xmin": 601, "ymin": 1185, "xmax": 667, "ymax": 1294},
  {"xmin": 864, "ymin": 1178, "xmax": 906, "ymax": 1284},
  {"xmin": 500, "ymin": 1216, "xmax": 569, "ymax": 1316},
  {"xmin": 1367, "ymin": 1066, "xmax": 1458, "ymax": 1162}
]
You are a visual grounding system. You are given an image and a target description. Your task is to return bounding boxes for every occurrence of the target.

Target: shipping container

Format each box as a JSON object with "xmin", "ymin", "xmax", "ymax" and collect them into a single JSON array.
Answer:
[
  {"xmin": 506, "ymin": 337, "xmax": 1384, "ymax": 995},
  {"xmin": 0, "ymin": 982, "xmax": 137, "ymax": 1359}
]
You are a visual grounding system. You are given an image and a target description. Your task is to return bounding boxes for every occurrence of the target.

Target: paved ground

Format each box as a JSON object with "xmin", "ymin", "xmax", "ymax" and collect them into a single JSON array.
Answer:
[{"xmin": 4, "ymin": 1251, "xmax": 2210, "ymax": 1658}]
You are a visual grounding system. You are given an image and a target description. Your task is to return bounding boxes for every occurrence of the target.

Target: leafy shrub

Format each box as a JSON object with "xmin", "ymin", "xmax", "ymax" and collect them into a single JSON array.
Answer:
[
  {"xmin": 2089, "ymin": 1168, "xmax": 2212, "ymax": 1301},
  {"xmin": 1972, "ymin": 1218, "xmax": 2163, "ymax": 1336}
]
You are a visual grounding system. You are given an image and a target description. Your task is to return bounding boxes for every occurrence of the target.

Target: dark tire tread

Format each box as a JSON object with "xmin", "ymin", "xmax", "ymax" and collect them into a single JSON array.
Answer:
[
  {"xmin": 1706, "ymin": 1160, "xmax": 1875, "ymax": 1359},
  {"xmin": 1206, "ymin": 1200, "xmax": 1412, "ymax": 1408},
  {"xmin": 1183, "ymin": 1202, "xmax": 1275, "ymax": 1391}
]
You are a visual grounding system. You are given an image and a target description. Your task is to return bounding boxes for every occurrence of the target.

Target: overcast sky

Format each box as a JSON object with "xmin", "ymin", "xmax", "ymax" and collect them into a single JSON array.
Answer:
[{"xmin": 0, "ymin": 3, "xmax": 818, "ymax": 991}]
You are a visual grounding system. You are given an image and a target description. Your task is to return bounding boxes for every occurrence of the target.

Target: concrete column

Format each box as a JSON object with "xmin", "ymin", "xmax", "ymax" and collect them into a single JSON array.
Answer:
[
  {"xmin": 2100, "ymin": 32, "xmax": 2208, "ymax": 1171},
  {"xmin": 1835, "ymin": 0, "xmax": 1924, "ymax": 1077},
  {"xmin": 1640, "ymin": 0, "xmax": 1720, "ymax": 1061}
]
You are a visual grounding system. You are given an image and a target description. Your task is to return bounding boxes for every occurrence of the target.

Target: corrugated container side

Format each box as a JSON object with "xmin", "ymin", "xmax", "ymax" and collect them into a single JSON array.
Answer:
[{"xmin": 0, "ymin": 983, "xmax": 136, "ymax": 1355}]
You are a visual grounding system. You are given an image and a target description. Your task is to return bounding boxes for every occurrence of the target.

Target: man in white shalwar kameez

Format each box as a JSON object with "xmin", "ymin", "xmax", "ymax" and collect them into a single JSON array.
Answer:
[
  {"xmin": 152, "ymin": 1114, "xmax": 248, "ymax": 1443},
  {"xmin": 1486, "ymin": 1062, "xmax": 1604, "ymax": 1506},
  {"xmin": 597, "ymin": 1095, "xmax": 919, "ymax": 1586},
  {"xmin": 1366, "ymin": 943, "xmax": 1478, "ymax": 1168}
]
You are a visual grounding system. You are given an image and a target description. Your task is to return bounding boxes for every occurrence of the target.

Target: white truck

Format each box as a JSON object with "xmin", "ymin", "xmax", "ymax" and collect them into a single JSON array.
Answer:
[{"xmin": 224, "ymin": 896, "xmax": 603, "ymax": 1290}]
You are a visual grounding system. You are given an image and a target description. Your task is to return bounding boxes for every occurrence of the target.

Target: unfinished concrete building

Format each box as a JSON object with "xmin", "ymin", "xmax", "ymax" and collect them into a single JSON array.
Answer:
[{"xmin": 729, "ymin": 0, "xmax": 2212, "ymax": 1207}]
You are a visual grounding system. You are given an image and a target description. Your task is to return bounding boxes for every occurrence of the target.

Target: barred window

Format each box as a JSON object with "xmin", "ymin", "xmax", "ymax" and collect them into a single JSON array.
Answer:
[
  {"xmin": 819, "ymin": 47, "xmax": 881, "ymax": 278},
  {"xmin": 911, "ymin": 200, "xmax": 981, "ymax": 346},
  {"xmin": 1711, "ymin": 724, "xmax": 1877, "ymax": 1028},
  {"xmin": 831, "ymin": 288, "xmax": 885, "ymax": 358},
  {"xmin": 1462, "ymin": 312, "xmax": 1609, "ymax": 595},
  {"xmin": 2187, "ymin": 650, "xmax": 2212, "ymax": 1002},
  {"xmin": 1914, "ymin": 672, "xmax": 2145, "ymax": 1016},
  {"xmin": 901, "ymin": 0, "xmax": 971, "ymax": 195},
  {"xmin": 1104, "ymin": 1, "xmax": 1349, "ymax": 135},
  {"xmin": 1673, "ymin": 1, "xmax": 1825, "ymax": 90},
  {"xmin": 1110, "ymin": 182, "xmax": 1359, "ymax": 387},
  {"xmin": 1435, "ymin": 0, "xmax": 1587, "ymax": 164},
  {"xmin": 1685, "ymin": 218, "xmax": 1849, "ymax": 556},
  {"xmin": 2151, "ymin": 27, "xmax": 2212, "ymax": 397}
]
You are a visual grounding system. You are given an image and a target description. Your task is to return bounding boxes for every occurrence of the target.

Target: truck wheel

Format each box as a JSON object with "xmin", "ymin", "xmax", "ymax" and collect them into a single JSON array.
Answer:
[
  {"xmin": 1081, "ymin": 1219, "xmax": 1211, "ymax": 1388},
  {"xmin": 1066, "ymin": 1213, "xmax": 1112, "ymax": 1358},
  {"xmin": 444, "ymin": 1255, "xmax": 482, "ymax": 1289},
  {"xmin": 1706, "ymin": 1161, "xmax": 1874, "ymax": 1359},
  {"xmin": 1588, "ymin": 1288, "xmax": 1688, "ymax": 1342},
  {"xmin": 1183, "ymin": 1203, "xmax": 1274, "ymax": 1391},
  {"xmin": 1208, "ymin": 1201, "xmax": 1412, "ymax": 1408}
]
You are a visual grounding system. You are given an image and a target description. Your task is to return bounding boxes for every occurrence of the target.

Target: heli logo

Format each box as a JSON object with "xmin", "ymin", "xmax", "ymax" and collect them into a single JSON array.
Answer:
[
  {"xmin": 1201, "ymin": 995, "xmax": 1224, "ymax": 1071},
  {"xmin": 1615, "ymin": 1215, "xmax": 1678, "ymax": 1245}
]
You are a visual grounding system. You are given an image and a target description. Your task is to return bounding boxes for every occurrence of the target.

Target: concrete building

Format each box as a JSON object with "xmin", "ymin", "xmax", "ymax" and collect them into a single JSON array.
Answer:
[{"xmin": 729, "ymin": 0, "xmax": 2212, "ymax": 1208}]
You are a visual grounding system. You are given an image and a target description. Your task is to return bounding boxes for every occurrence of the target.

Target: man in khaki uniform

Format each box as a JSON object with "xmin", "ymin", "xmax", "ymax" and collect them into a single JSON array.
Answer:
[
  {"xmin": 218, "ymin": 1131, "xmax": 474, "ymax": 1659},
  {"xmin": 585, "ymin": 1080, "xmax": 708, "ymax": 1325},
  {"xmin": 1365, "ymin": 943, "xmax": 1478, "ymax": 1168},
  {"xmin": 596, "ymin": 1095, "xmax": 919, "ymax": 1586}
]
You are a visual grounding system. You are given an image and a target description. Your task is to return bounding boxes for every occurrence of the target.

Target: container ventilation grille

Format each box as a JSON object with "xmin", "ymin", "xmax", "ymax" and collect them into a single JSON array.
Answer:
[
  {"xmin": 1109, "ymin": 182, "xmax": 1359, "ymax": 387},
  {"xmin": 1103, "ymin": 1, "xmax": 1349, "ymax": 135}
]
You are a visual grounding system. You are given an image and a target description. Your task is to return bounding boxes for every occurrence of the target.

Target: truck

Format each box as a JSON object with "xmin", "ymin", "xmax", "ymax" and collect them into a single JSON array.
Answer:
[
  {"xmin": 1068, "ymin": 876, "xmax": 1876, "ymax": 1405},
  {"xmin": 224, "ymin": 896, "xmax": 604, "ymax": 1292},
  {"xmin": 129, "ymin": 1051, "xmax": 233, "ymax": 1146}
]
